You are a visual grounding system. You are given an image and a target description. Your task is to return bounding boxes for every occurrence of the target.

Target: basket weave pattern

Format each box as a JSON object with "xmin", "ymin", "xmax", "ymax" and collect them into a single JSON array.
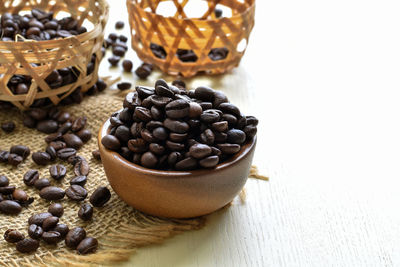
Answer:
[
  {"xmin": 127, "ymin": 0, "xmax": 255, "ymax": 77},
  {"xmin": 0, "ymin": 0, "xmax": 108, "ymax": 110}
]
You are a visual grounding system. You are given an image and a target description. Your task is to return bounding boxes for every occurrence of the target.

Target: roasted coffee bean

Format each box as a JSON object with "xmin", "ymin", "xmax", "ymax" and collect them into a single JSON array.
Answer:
[
  {"xmin": 0, "ymin": 185, "xmax": 15, "ymax": 194},
  {"xmin": 28, "ymin": 108, "xmax": 47, "ymax": 121},
  {"xmin": 57, "ymin": 148, "xmax": 77, "ymax": 160},
  {"xmin": 42, "ymin": 216, "xmax": 59, "ymax": 231},
  {"xmin": 175, "ymin": 157, "xmax": 197, "ymax": 171},
  {"xmin": 65, "ymin": 227, "xmax": 86, "ymax": 249},
  {"xmin": 199, "ymin": 155, "xmax": 219, "ymax": 168},
  {"xmin": 200, "ymin": 109, "xmax": 221, "ymax": 123},
  {"xmin": 115, "ymin": 21, "xmax": 124, "ymax": 29},
  {"xmin": 0, "ymin": 200, "xmax": 22, "ymax": 214},
  {"xmin": 189, "ymin": 144, "xmax": 212, "ymax": 159},
  {"xmin": 135, "ymin": 107, "xmax": 152, "ymax": 122},
  {"xmin": 89, "ymin": 186, "xmax": 111, "ymax": 207},
  {"xmin": 42, "ymin": 231, "xmax": 62, "ymax": 244},
  {"xmin": 92, "ymin": 150, "xmax": 101, "ymax": 160},
  {"xmin": 0, "ymin": 151, "xmax": 9, "ymax": 163},
  {"xmin": 28, "ymin": 224, "xmax": 43, "ymax": 239},
  {"xmin": 199, "ymin": 102, "xmax": 213, "ymax": 110},
  {"xmin": 150, "ymin": 95, "xmax": 172, "ymax": 107},
  {"xmin": 77, "ymin": 237, "xmax": 98, "ymax": 255},
  {"xmin": 16, "ymin": 238, "xmax": 40, "ymax": 253},
  {"xmin": 0, "ymin": 175, "xmax": 9, "ymax": 187},
  {"xmin": 10, "ymin": 145, "xmax": 30, "ymax": 159},
  {"xmin": 53, "ymin": 224, "xmax": 69, "ymax": 237},
  {"xmin": 243, "ymin": 125, "xmax": 257, "ymax": 139},
  {"xmin": 74, "ymin": 159, "xmax": 90, "ymax": 176},
  {"xmin": 130, "ymin": 122, "xmax": 144, "ymax": 137},
  {"xmin": 122, "ymin": 60, "xmax": 133, "ymax": 72},
  {"xmin": 165, "ymin": 99, "xmax": 190, "ymax": 119},
  {"xmin": 127, "ymin": 138, "xmax": 147, "ymax": 153},
  {"xmin": 135, "ymin": 63, "xmax": 152, "ymax": 79},
  {"xmin": 119, "ymin": 34, "xmax": 128, "ymax": 42},
  {"xmin": 49, "ymin": 140, "xmax": 67, "ymax": 151},
  {"xmin": 66, "ymin": 185, "xmax": 87, "ymax": 201},
  {"xmin": 152, "ymin": 127, "xmax": 168, "ymax": 141},
  {"xmin": 8, "ymin": 153, "xmax": 23, "ymax": 166},
  {"xmin": 115, "ymin": 125, "xmax": 131, "ymax": 143},
  {"xmin": 45, "ymin": 132, "xmax": 62, "ymax": 143},
  {"xmin": 188, "ymin": 102, "xmax": 202, "ymax": 118},
  {"xmin": 70, "ymin": 176, "xmax": 87, "ymax": 187},
  {"xmin": 163, "ymin": 118, "xmax": 189, "ymax": 133},
  {"xmin": 28, "ymin": 212, "xmax": 52, "ymax": 226},
  {"xmin": 64, "ymin": 132, "xmax": 83, "ymax": 148},
  {"xmin": 78, "ymin": 203, "xmax": 93, "ymax": 221},
  {"xmin": 12, "ymin": 189, "xmax": 28, "ymax": 202},
  {"xmin": 45, "ymin": 145, "xmax": 57, "ymax": 161},
  {"xmin": 155, "ymin": 86, "xmax": 174, "ymax": 99},
  {"xmin": 32, "ymin": 151, "xmax": 51, "ymax": 165},
  {"xmin": 71, "ymin": 117, "xmax": 87, "ymax": 132},
  {"xmin": 39, "ymin": 186, "xmax": 65, "ymax": 200},
  {"xmin": 57, "ymin": 111, "xmax": 71, "ymax": 123},
  {"xmin": 200, "ymin": 129, "xmax": 215, "ymax": 145},
  {"xmin": 217, "ymin": 143, "xmax": 241, "ymax": 154},
  {"xmin": 149, "ymin": 143, "xmax": 165, "ymax": 155},
  {"xmin": 67, "ymin": 155, "xmax": 85, "ymax": 165},
  {"xmin": 226, "ymin": 129, "xmax": 246, "ymax": 144},
  {"xmin": 101, "ymin": 134, "xmax": 120, "ymax": 151},
  {"xmin": 214, "ymin": 8, "xmax": 223, "ymax": 18},
  {"xmin": 5, "ymin": 229, "xmax": 25, "ymax": 243},
  {"xmin": 34, "ymin": 178, "xmax": 51, "ymax": 190},
  {"xmin": 58, "ymin": 121, "xmax": 72, "ymax": 134},
  {"xmin": 140, "ymin": 152, "xmax": 158, "ymax": 168},
  {"xmin": 36, "ymin": 120, "xmax": 58, "ymax": 134},
  {"xmin": 166, "ymin": 140, "xmax": 185, "ymax": 151},
  {"xmin": 140, "ymin": 128, "xmax": 157, "ymax": 143},
  {"xmin": 49, "ymin": 164, "xmax": 67, "ymax": 180},
  {"xmin": 1, "ymin": 121, "xmax": 15, "ymax": 133},
  {"xmin": 76, "ymin": 129, "xmax": 92, "ymax": 143},
  {"xmin": 112, "ymin": 45, "xmax": 126, "ymax": 56},
  {"xmin": 211, "ymin": 121, "xmax": 228, "ymax": 132},
  {"xmin": 108, "ymin": 55, "xmax": 121, "ymax": 66},
  {"xmin": 48, "ymin": 203, "xmax": 64, "ymax": 217},
  {"xmin": 195, "ymin": 86, "xmax": 215, "ymax": 101}
]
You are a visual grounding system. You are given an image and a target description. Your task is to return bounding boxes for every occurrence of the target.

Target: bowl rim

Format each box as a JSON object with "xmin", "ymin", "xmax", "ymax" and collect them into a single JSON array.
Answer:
[{"xmin": 99, "ymin": 117, "xmax": 257, "ymax": 178}]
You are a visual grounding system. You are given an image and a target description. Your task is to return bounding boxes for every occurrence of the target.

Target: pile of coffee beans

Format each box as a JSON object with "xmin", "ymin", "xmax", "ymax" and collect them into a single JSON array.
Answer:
[
  {"xmin": 0, "ymin": 9, "xmax": 87, "ymax": 42},
  {"xmin": 0, "ymin": 145, "xmax": 30, "ymax": 167},
  {"xmin": 4, "ymin": 201, "xmax": 101, "ymax": 254},
  {"xmin": 101, "ymin": 80, "xmax": 258, "ymax": 170},
  {"xmin": 0, "ymin": 175, "xmax": 33, "ymax": 215}
]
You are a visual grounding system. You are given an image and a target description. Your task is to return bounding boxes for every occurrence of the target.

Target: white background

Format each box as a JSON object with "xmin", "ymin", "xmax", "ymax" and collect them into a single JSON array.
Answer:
[{"xmin": 100, "ymin": 0, "xmax": 400, "ymax": 266}]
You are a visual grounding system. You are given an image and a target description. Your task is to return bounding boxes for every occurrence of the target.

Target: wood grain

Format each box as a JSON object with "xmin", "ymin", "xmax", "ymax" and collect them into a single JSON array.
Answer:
[{"xmin": 100, "ymin": 0, "xmax": 400, "ymax": 265}]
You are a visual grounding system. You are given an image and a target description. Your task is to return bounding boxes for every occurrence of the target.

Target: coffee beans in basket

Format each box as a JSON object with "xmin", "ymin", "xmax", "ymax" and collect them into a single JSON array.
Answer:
[{"xmin": 101, "ymin": 80, "xmax": 258, "ymax": 171}]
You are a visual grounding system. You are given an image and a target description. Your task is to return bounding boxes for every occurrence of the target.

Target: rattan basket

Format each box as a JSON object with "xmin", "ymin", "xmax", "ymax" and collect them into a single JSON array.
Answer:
[
  {"xmin": 126, "ymin": 0, "xmax": 255, "ymax": 77},
  {"xmin": 0, "ymin": 0, "xmax": 109, "ymax": 110}
]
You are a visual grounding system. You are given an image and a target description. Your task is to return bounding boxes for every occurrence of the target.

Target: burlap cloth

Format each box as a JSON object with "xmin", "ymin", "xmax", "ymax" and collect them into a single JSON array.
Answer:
[{"xmin": 0, "ymin": 88, "xmax": 267, "ymax": 267}]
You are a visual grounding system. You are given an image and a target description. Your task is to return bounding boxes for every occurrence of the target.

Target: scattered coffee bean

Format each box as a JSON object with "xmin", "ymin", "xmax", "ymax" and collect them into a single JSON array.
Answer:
[
  {"xmin": 10, "ymin": 145, "xmax": 30, "ymax": 159},
  {"xmin": 12, "ymin": 189, "xmax": 28, "ymax": 202},
  {"xmin": 39, "ymin": 186, "xmax": 65, "ymax": 201},
  {"xmin": 76, "ymin": 129, "xmax": 92, "ymax": 143},
  {"xmin": 0, "ymin": 175, "xmax": 9, "ymax": 187},
  {"xmin": 28, "ymin": 224, "xmax": 44, "ymax": 239},
  {"xmin": 74, "ymin": 158, "xmax": 90, "ymax": 176},
  {"xmin": 32, "ymin": 151, "xmax": 51, "ymax": 165},
  {"xmin": 8, "ymin": 153, "xmax": 23, "ymax": 166},
  {"xmin": 0, "ymin": 185, "xmax": 15, "ymax": 195},
  {"xmin": 49, "ymin": 164, "xmax": 67, "ymax": 180},
  {"xmin": 34, "ymin": 178, "xmax": 51, "ymax": 190},
  {"xmin": 42, "ymin": 216, "xmax": 59, "ymax": 231},
  {"xmin": 42, "ymin": 231, "xmax": 62, "ymax": 244},
  {"xmin": 89, "ymin": 186, "xmax": 111, "ymax": 207},
  {"xmin": 48, "ymin": 203, "xmax": 64, "ymax": 217},
  {"xmin": 23, "ymin": 169, "xmax": 39, "ymax": 186},
  {"xmin": 16, "ymin": 238, "xmax": 40, "ymax": 253},
  {"xmin": 135, "ymin": 63, "xmax": 153, "ymax": 79},
  {"xmin": 36, "ymin": 120, "xmax": 58, "ymax": 134},
  {"xmin": 115, "ymin": 21, "xmax": 124, "ymax": 29},
  {"xmin": 78, "ymin": 203, "xmax": 93, "ymax": 221},
  {"xmin": 28, "ymin": 212, "xmax": 52, "ymax": 226},
  {"xmin": 117, "ymin": 82, "xmax": 132, "ymax": 91},
  {"xmin": 70, "ymin": 175, "xmax": 87, "ymax": 186},
  {"xmin": 1, "ymin": 121, "xmax": 15, "ymax": 133},
  {"xmin": 66, "ymin": 185, "xmax": 87, "ymax": 201},
  {"xmin": 63, "ymin": 133, "xmax": 84, "ymax": 149},
  {"xmin": 108, "ymin": 56, "xmax": 121, "ymax": 66},
  {"xmin": 92, "ymin": 150, "xmax": 101, "ymax": 160},
  {"xmin": 57, "ymin": 148, "xmax": 77, "ymax": 160},
  {"xmin": 122, "ymin": 60, "xmax": 133, "ymax": 72},
  {"xmin": 0, "ymin": 200, "xmax": 22, "ymax": 214},
  {"xmin": 53, "ymin": 224, "xmax": 69, "ymax": 237},
  {"xmin": 4, "ymin": 229, "xmax": 24, "ymax": 243},
  {"xmin": 65, "ymin": 227, "xmax": 86, "ymax": 249},
  {"xmin": 77, "ymin": 237, "xmax": 98, "ymax": 254}
]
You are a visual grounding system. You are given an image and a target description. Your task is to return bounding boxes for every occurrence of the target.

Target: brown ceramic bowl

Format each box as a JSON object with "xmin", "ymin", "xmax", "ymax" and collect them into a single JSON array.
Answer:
[{"xmin": 98, "ymin": 118, "xmax": 257, "ymax": 218}]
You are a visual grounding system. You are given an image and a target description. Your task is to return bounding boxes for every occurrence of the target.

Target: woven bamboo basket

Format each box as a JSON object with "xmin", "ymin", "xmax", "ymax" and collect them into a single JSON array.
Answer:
[
  {"xmin": 126, "ymin": 0, "xmax": 255, "ymax": 77},
  {"xmin": 0, "ymin": 0, "xmax": 109, "ymax": 110}
]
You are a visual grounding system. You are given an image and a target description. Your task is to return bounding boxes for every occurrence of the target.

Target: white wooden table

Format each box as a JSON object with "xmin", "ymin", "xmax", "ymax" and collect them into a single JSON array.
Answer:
[{"xmin": 102, "ymin": 0, "xmax": 400, "ymax": 266}]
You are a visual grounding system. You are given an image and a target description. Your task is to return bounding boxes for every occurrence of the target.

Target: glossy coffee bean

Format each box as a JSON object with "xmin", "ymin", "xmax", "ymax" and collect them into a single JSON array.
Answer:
[
  {"xmin": 0, "ymin": 200, "xmax": 22, "ymax": 214},
  {"xmin": 77, "ymin": 237, "xmax": 98, "ymax": 254},
  {"xmin": 53, "ymin": 224, "xmax": 69, "ymax": 237},
  {"xmin": 28, "ymin": 212, "xmax": 52, "ymax": 225},
  {"xmin": 71, "ymin": 117, "xmax": 87, "ymax": 132},
  {"xmin": 34, "ymin": 178, "xmax": 51, "ymax": 190},
  {"xmin": 12, "ymin": 189, "xmax": 28, "ymax": 202},
  {"xmin": 76, "ymin": 129, "xmax": 92, "ymax": 143},
  {"xmin": 89, "ymin": 186, "xmax": 111, "ymax": 207},
  {"xmin": 48, "ymin": 203, "xmax": 64, "ymax": 217},
  {"xmin": 28, "ymin": 224, "xmax": 43, "ymax": 239},
  {"xmin": 0, "ymin": 185, "xmax": 15, "ymax": 195},
  {"xmin": 57, "ymin": 148, "xmax": 76, "ymax": 160},
  {"xmin": 70, "ymin": 175, "xmax": 87, "ymax": 187},
  {"xmin": 39, "ymin": 186, "xmax": 65, "ymax": 200},
  {"xmin": 101, "ymin": 134, "xmax": 121, "ymax": 151},
  {"xmin": 66, "ymin": 185, "xmax": 87, "ymax": 201},
  {"xmin": 122, "ymin": 60, "xmax": 133, "ymax": 72},
  {"xmin": 8, "ymin": 153, "xmax": 23, "ymax": 166},
  {"xmin": 42, "ymin": 216, "xmax": 59, "ymax": 231},
  {"xmin": 175, "ymin": 157, "xmax": 197, "ymax": 171},
  {"xmin": 1, "ymin": 121, "xmax": 15, "ymax": 133},
  {"xmin": 42, "ymin": 231, "xmax": 62, "ymax": 244},
  {"xmin": 16, "ymin": 238, "xmax": 39, "ymax": 253},
  {"xmin": 226, "ymin": 129, "xmax": 246, "ymax": 144},
  {"xmin": 74, "ymin": 158, "xmax": 90, "ymax": 176},
  {"xmin": 65, "ymin": 227, "xmax": 86, "ymax": 249},
  {"xmin": 49, "ymin": 164, "xmax": 67, "ymax": 180},
  {"xmin": 163, "ymin": 118, "xmax": 189, "ymax": 133},
  {"xmin": 189, "ymin": 144, "xmax": 212, "ymax": 159},
  {"xmin": 10, "ymin": 145, "xmax": 30, "ymax": 159},
  {"xmin": 32, "ymin": 152, "xmax": 51, "ymax": 165},
  {"xmin": 0, "ymin": 175, "xmax": 9, "ymax": 187},
  {"xmin": 4, "ymin": 229, "xmax": 25, "ymax": 243},
  {"xmin": 36, "ymin": 120, "xmax": 58, "ymax": 134},
  {"xmin": 63, "ymin": 133, "xmax": 83, "ymax": 149},
  {"xmin": 78, "ymin": 203, "xmax": 93, "ymax": 221}
]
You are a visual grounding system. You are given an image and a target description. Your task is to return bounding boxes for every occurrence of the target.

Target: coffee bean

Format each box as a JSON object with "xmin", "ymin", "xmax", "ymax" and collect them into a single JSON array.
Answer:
[
  {"xmin": 53, "ymin": 224, "xmax": 69, "ymax": 237},
  {"xmin": 49, "ymin": 164, "xmax": 67, "ymax": 180},
  {"xmin": 8, "ymin": 153, "xmax": 23, "ymax": 166},
  {"xmin": 66, "ymin": 185, "xmax": 87, "ymax": 201},
  {"xmin": 119, "ymin": 34, "xmax": 128, "ymax": 42},
  {"xmin": 48, "ymin": 203, "xmax": 64, "ymax": 217},
  {"xmin": 1, "ymin": 121, "xmax": 15, "ymax": 133},
  {"xmin": 12, "ymin": 189, "xmax": 28, "ymax": 202},
  {"xmin": 149, "ymin": 143, "xmax": 165, "ymax": 155},
  {"xmin": 163, "ymin": 118, "xmax": 189, "ymax": 133},
  {"xmin": 226, "ymin": 129, "xmax": 246, "ymax": 144},
  {"xmin": 39, "ymin": 186, "xmax": 65, "ymax": 201},
  {"xmin": 28, "ymin": 212, "xmax": 52, "ymax": 225},
  {"xmin": 135, "ymin": 107, "xmax": 152, "ymax": 122},
  {"xmin": 50, "ymin": 140, "xmax": 67, "ymax": 151},
  {"xmin": 5, "ymin": 229, "xmax": 24, "ymax": 243},
  {"xmin": 34, "ymin": 178, "xmax": 51, "ymax": 190},
  {"xmin": 74, "ymin": 159, "xmax": 90, "ymax": 176},
  {"xmin": 0, "ymin": 175, "xmax": 9, "ymax": 187},
  {"xmin": 113, "ymin": 45, "xmax": 126, "ymax": 56},
  {"xmin": 195, "ymin": 86, "xmax": 215, "ymax": 101},
  {"xmin": 115, "ymin": 125, "xmax": 131, "ymax": 143},
  {"xmin": 140, "ymin": 152, "xmax": 158, "ymax": 168},
  {"xmin": 0, "ymin": 151, "xmax": 9, "ymax": 163},
  {"xmin": 78, "ymin": 203, "xmax": 93, "ymax": 221},
  {"xmin": 65, "ymin": 227, "xmax": 86, "ymax": 249},
  {"xmin": 16, "ymin": 238, "xmax": 40, "ymax": 253},
  {"xmin": 108, "ymin": 32, "xmax": 118, "ymax": 41},
  {"xmin": 101, "ymin": 134, "xmax": 120, "ymax": 151},
  {"xmin": 135, "ymin": 63, "xmax": 152, "ymax": 79},
  {"xmin": 211, "ymin": 121, "xmax": 228, "ymax": 132},
  {"xmin": 0, "ymin": 200, "xmax": 22, "ymax": 214},
  {"xmin": 28, "ymin": 224, "xmax": 43, "ymax": 239},
  {"xmin": 32, "ymin": 151, "xmax": 51, "ymax": 165},
  {"xmin": 76, "ymin": 129, "xmax": 92, "ymax": 143},
  {"xmin": 175, "ymin": 157, "xmax": 197, "ymax": 171},
  {"xmin": 0, "ymin": 185, "xmax": 15, "ymax": 194},
  {"xmin": 189, "ymin": 144, "xmax": 212, "ymax": 159},
  {"xmin": 67, "ymin": 155, "xmax": 85, "ymax": 165},
  {"xmin": 155, "ymin": 86, "xmax": 174, "ymax": 99},
  {"xmin": 200, "ymin": 109, "xmax": 221, "ymax": 123},
  {"xmin": 57, "ymin": 148, "xmax": 76, "ymax": 160},
  {"xmin": 71, "ymin": 117, "xmax": 87, "ymax": 132},
  {"xmin": 45, "ymin": 145, "xmax": 57, "ymax": 161},
  {"xmin": 42, "ymin": 216, "xmax": 59, "ymax": 231},
  {"xmin": 36, "ymin": 120, "xmax": 58, "ymax": 134},
  {"xmin": 200, "ymin": 129, "xmax": 215, "ymax": 145},
  {"xmin": 214, "ymin": 8, "xmax": 223, "ymax": 18},
  {"xmin": 89, "ymin": 186, "xmax": 111, "ymax": 207},
  {"xmin": 23, "ymin": 116, "xmax": 36, "ymax": 128},
  {"xmin": 166, "ymin": 140, "xmax": 185, "ymax": 151},
  {"xmin": 122, "ymin": 60, "xmax": 133, "ymax": 72},
  {"xmin": 77, "ymin": 237, "xmax": 98, "ymax": 254},
  {"xmin": 115, "ymin": 21, "xmax": 124, "ymax": 29},
  {"xmin": 92, "ymin": 150, "xmax": 101, "ymax": 160},
  {"xmin": 42, "ymin": 231, "xmax": 62, "ymax": 244},
  {"xmin": 10, "ymin": 145, "xmax": 30, "ymax": 159},
  {"xmin": 108, "ymin": 55, "xmax": 121, "ymax": 66},
  {"xmin": 217, "ymin": 143, "xmax": 241, "ymax": 154},
  {"xmin": 63, "ymin": 133, "xmax": 83, "ymax": 149},
  {"xmin": 165, "ymin": 99, "xmax": 190, "ymax": 119},
  {"xmin": 199, "ymin": 155, "xmax": 219, "ymax": 168}
]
